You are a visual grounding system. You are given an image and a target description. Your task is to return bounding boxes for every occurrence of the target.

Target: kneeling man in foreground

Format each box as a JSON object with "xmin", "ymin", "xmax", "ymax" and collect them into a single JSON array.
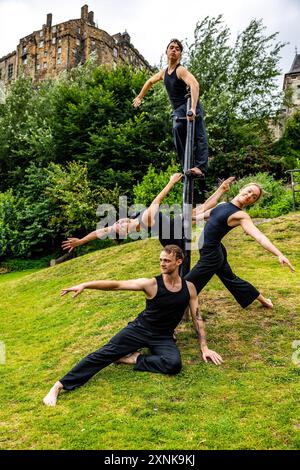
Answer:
[{"xmin": 43, "ymin": 245, "xmax": 222, "ymax": 406}]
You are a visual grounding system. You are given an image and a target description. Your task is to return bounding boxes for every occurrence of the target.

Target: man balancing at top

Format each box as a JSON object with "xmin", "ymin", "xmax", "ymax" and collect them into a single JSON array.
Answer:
[{"xmin": 133, "ymin": 39, "xmax": 208, "ymax": 179}]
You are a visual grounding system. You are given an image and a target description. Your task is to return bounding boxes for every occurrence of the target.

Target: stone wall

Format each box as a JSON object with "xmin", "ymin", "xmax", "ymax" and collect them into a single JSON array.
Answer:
[{"xmin": 0, "ymin": 4, "xmax": 151, "ymax": 86}]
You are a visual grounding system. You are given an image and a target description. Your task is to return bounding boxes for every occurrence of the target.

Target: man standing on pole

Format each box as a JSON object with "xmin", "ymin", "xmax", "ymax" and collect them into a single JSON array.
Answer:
[{"xmin": 133, "ymin": 39, "xmax": 208, "ymax": 179}]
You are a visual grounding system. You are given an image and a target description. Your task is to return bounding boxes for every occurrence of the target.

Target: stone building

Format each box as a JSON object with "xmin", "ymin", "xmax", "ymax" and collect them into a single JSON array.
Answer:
[
  {"xmin": 0, "ymin": 4, "xmax": 151, "ymax": 85},
  {"xmin": 283, "ymin": 52, "xmax": 300, "ymax": 116},
  {"xmin": 269, "ymin": 51, "xmax": 300, "ymax": 140}
]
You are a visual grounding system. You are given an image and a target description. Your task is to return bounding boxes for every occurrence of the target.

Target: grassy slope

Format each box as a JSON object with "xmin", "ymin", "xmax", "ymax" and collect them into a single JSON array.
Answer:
[{"xmin": 0, "ymin": 213, "xmax": 300, "ymax": 450}]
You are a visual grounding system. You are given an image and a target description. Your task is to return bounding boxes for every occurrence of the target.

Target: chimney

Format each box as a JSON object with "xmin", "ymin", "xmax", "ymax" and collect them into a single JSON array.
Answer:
[
  {"xmin": 88, "ymin": 11, "xmax": 94, "ymax": 25},
  {"xmin": 47, "ymin": 13, "xmax": 52, "ymax": 28},
  {"xmin": 81, "ymin": 5, "xmax": 89, "ymax": 21}
]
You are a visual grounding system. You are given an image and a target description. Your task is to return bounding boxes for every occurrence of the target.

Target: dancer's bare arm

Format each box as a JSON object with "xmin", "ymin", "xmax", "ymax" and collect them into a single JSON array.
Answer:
[
  {"xmin": 177, "ymin": 67, "xmax": 199, "ymax": 120},
  {"xmin": 193, "ymin": 177, "xmax": 235, "ymax": 222},
  {"xmin": 140, "ymin": 173, "xmax": 183, "ymax": 228},
  {"xmin": 133, "ymin": 70, "xmax": 164, "ymax": 108},
  {"xmin": 233, "ymin": 212, "xmax": 295, "ymax": 272},
  {"xmin": 62, "ymin": 227, "xmax": 115, "ymax": 253},
  {"xmin": 187, "ymin": 282, "xmax": 223, "ymax": 365},
  {"xmin": 61, "ymin": 277, "xmax": 157, "ymax": 299}
]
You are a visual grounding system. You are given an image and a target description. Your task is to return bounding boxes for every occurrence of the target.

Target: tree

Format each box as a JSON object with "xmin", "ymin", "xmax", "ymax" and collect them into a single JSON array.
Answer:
[{"xmin": 187, "ymin": 16, "xmax": 286, "ymax": 155}]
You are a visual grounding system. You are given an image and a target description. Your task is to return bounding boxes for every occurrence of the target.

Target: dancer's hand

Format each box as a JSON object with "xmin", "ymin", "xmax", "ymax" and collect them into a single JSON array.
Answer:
[
  {"xmin": 187, "ymin": 108, "xmax": 196, "ymax": 121},
  {"xmin": 61, "ymin": 284, "xmax": 85, "ymax": 298},
  {"xmin": 201, "ymin": 346, "xmax": 224, "ymax": 365},
  {"xmin": 278, "ymin": 255, "xmax": 295, "ymax": 272},
  {"xmin": 133, "ymin": 96, "xmax": 142, "ymax": 108},
  {"xmin": 62, "ymin": 238, "xmax": 81, "ymax": 253},
  {"xmin": 169, "ymin": 173, "xmax": 183, "ymax": 185},
  {"xmin": 220, "ymin": 176, "xmax": 235, "ymax": 192}
]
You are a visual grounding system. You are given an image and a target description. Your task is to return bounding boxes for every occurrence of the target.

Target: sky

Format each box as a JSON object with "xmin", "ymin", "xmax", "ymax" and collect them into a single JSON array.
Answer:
[{"xmin": 0, "ymin": 0, "xmax": 299, "ymax": 89}]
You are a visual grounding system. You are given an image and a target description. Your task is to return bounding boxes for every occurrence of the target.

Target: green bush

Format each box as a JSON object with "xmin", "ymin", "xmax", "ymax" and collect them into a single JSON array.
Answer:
[
  {"xmin": 0, "ymin": 190, "xmax": 19, "ymax": 258},
  {"xmin": 0, "ymin": 162, "xmax": 123, "ymax": 260},
  {"xmin": 226, "ymin": 172, "xmax": 294, "ymax": 217},
  {"xmin": 133, "ymin": 162, "xmax": 182, "ymax": 207}
]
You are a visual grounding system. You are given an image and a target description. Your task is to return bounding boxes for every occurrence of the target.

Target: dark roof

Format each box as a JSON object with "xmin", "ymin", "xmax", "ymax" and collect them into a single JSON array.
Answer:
[{"xmin": 288, "ymin": 53, "xmax": 300, "ymax": 74}]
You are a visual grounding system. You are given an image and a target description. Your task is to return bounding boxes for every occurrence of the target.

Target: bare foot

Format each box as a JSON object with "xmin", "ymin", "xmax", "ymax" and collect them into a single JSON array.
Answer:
[
  {"xmin": 262, "ymin": 298, "xmax": 273, "ymax": 309},
  {"xmin": 115, "ymin": 352, "xmax": 141, "ymax": 365},
  {"xmin": 188, "ymin": 167, "xmax": 204, "ymax": 177},
  {"xmin": 257, "ymin": 294, "xmax": 273, "ymax": 309},
  {"xmin": 43, "ymin": 381, "xmax": 63, "ymax": 407}
]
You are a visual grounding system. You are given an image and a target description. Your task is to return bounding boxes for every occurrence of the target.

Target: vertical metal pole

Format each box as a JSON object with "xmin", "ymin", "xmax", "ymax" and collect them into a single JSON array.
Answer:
[
  {"xmin": 291, "ymin": 172, "xmax": 296, "ymax": 212},
  {"xmin": 181, "ymin": 92, "xmax": 195, "ymax": 278}
]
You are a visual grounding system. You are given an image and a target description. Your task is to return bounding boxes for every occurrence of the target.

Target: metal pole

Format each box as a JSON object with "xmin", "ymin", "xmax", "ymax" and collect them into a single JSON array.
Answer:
[
  {"xmin": 291, "ymin": 172, "xmax": 296, "ymax": 212},
  {"xmin": 181, "ymin": 90, "xmax": 195, "ymax": 278},
  {"xmin": 286, "ymin": 169, "xmax": 300, "ymax": 212}
]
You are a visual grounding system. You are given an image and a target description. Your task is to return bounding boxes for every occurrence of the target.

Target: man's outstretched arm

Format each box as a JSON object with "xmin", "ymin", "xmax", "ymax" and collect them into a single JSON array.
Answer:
[
  {"xmin": 187, "ymin": 282, "xmax": 223, "ymax": 365},
  {"xmin": 61, "ymin": 278, "xmax": 156, "ymax": 299},
  {"xmin": 133, "ymin": 70, "xmax": 164, "ymax": 108},
  {"xmin": 140, "ymin": 173, "xmax": 183, "ymax": 228}
]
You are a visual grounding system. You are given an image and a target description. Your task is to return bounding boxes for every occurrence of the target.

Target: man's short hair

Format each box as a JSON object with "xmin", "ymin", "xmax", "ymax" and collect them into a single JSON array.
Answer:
[
  {"xmin": 162, "ymin": 244, "xmax": 184, "ymax": 260},
  {"xmin": 166, "ymin": 39, "xmax": 183, "ymax": 53}
]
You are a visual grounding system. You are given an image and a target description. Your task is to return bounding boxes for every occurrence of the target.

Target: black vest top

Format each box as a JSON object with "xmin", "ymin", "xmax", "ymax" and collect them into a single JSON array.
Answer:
[
  {"xmin": 137, "ymin": 210, "xmax": 184, "ymax": 249},
  {"xmin": 200, "ymin": 202, "xmax": 242, "ymax": 249},
  {"xmin": 164, "ymin": 64, "xmax": 187, "ymax": 110},
  {"xmin": 137, "ymin": 275, "xmax": 190, "ymax": 334}
]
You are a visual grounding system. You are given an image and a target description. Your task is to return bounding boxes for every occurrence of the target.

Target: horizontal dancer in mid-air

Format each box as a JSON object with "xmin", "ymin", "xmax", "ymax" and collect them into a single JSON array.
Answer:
[
  {"xmin": 185, "ymin": 183, "xmax": 295, "ymax": 308},
  {"xmin": 43, "ymin": 245, "xmax": 223, "ymax": 406},
  {"xmin": 62, "ymin": 174, "xmax": 234, "ymax": 253}
]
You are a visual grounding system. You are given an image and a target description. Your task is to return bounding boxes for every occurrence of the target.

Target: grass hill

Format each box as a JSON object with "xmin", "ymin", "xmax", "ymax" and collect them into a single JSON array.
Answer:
[{"xmin": 0, "ymin": 214, "xmax": 300, "ymax": 450}]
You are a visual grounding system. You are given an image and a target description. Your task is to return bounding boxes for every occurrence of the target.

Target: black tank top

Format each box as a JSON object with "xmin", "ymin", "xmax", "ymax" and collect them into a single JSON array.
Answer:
[
  {"xmin": 137, "ymin": 210, "xmax": 184, "ymax": 249},
  {"xmin": 137, "ymin": 275, "xmax": 190, "ymax": 334},
  {"xmin": 164, "ymin": 64, "xmax": 187, "ymax": 110},
  {"xmin": 201, "ymin": 202, "xmax": 242, "ymax": 249}
]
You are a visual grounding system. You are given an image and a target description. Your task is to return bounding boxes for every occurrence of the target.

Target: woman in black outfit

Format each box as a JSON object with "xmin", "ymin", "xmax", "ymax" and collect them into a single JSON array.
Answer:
[{"xmin": 185, "ymin": 183, "xmax": 295, "ymax": 309}]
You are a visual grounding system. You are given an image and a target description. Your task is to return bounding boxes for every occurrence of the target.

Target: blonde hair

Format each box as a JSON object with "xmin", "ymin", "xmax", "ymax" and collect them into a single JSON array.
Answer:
[{"xmin": 240, "ymin": 183, "xmax": 263, "ymax": 203}]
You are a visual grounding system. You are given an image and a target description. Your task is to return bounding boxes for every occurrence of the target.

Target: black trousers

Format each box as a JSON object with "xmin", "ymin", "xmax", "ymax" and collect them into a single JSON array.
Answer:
[
  {"xmin": 184, "ymin": 244, "xmax": 260, "ymax": 309},
  {"xmin": 172, "ymin": 102, "xmax": 209, "ymax": 175},
  {"xmin": 60, "ymin": 320, "xmax": 182, "ymax": 391}
]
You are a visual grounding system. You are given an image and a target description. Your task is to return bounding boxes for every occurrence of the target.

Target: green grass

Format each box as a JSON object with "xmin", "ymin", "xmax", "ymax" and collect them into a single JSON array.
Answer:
[
  {"xmin": 0, "ymin": 269, "xmax": 42, "ymax": 284},
  {"xmin": 0, "ymin": 213, "xmax": 300, "ymax": 450}
]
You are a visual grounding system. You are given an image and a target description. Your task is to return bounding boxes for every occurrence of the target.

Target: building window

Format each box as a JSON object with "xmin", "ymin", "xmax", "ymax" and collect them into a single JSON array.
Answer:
[
  {"xmin": 37, "ymin": 64, "xmax": 40, "ymax": 70},
  {"xmin": 57, "ymin": 57, "xmax": 61, "ymax": 64},
  {"xmin": 43, "ymin": 62, "xmax": 47, "ymax": 69},
  {"xmin": 52, "ymin": 26, "xmax": 57, "ymax": 33},
  {"xmin": 113, "ymin": 47, "xmax": 118, "ymax": 58},
  {"xmin": 76, "ymin": 39, "xmax": 81, "ymax": 46},
  {"xmin": 22, "ymin": 46, "xmax": 27, "ymax": 55},
  {"xmin": 39, "ymin": 30, "xmax": 44, "ymax": 37},
  {"xmin": 36, "ymin": 54, "xmax": 40, "ymax": 60},
  {"xmin": 58, "ymin": 39, "xmax": 62, "ymax": 45},
  {"xmin": 8, "ymin": 64, "xmax": 13, "ymax": 80},
  {"xmin": 39, "ymin": 41, "xmax": 44, "ymax": 48},
  {"xmin": 77, "ymin": 27, "xmax": 81, "ymax": 34},
  {"xmin": 52, "ymin": 37, "xmax": 56, "ymax": 45},
  {"xmin": 91, "ymin": 40, "xmax": 96, "ymax": 47},
  {"xmin": 57, "ymin": 47, "xmax": 62, "ymax": 54},
  {"xmin": 44, "ymin": 51, "xmax": 48, "ymax": 57}
]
